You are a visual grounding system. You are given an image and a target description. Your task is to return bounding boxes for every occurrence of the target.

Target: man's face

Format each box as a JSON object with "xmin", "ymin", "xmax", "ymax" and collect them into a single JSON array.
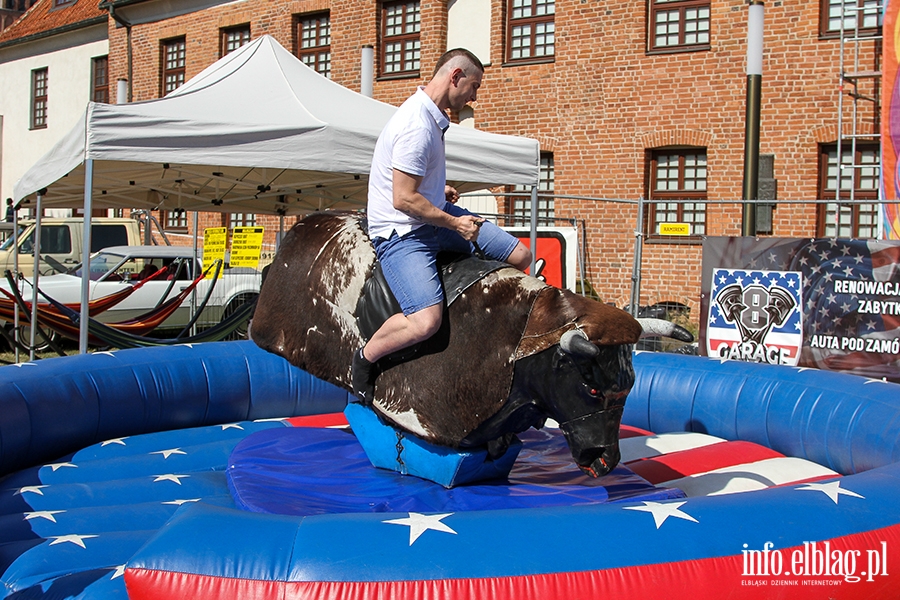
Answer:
[{"xmin": 449, "ymin": 68, "xmax": 483, "ymax": 112}]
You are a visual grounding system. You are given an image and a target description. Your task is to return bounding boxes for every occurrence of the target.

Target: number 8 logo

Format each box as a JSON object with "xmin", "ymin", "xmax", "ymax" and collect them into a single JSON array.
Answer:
[{"xmin": 741, "ymin": 285, "xmax": 770, "ymax": 330}]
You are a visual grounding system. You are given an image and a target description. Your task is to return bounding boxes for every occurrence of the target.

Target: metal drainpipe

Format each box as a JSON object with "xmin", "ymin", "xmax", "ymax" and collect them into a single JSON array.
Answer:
[{"xmin": 107, "ymin": 5, "xmax": 133, "ymax": 103}]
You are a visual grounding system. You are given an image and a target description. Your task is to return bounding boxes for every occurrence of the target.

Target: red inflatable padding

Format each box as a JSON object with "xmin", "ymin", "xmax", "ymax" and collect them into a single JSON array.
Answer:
[
  {"xmin": 125, "ymin": 523, "xmax": 900, "ymax": 600},
  {"xmin": 625, "ymin": 440, "xmax": 784, "ymax": 484},
  {"xmin": 619, "ymin": 424, "xmax": 654, "ymax": 439},
  {"xmin": 285, "ymin": 413, "xmax": 349, "ymax": 428},
  {"xmin": 125, "ymin": 569, "xmax": 283, "ymax": 600}
]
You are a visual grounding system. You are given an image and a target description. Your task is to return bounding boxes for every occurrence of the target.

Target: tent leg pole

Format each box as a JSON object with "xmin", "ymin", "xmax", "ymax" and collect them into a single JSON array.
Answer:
[
  {"xmin": 12, "ymin": 208, "xmax": 19, "ymax": 363},
  {"xmin": 79, "ymin": 159, "xmax": 94, "ymax": 354},
  {"xmin": 29, "ymin": 193, "xmax": 43, "ymax": 362},
  {"xmin": 191, "ymin": 210, "xmax": 199, "ymax": 337},
  {"xmin": 529, "ymin": 185, "xmax": 538, "ymax": 274},
  {"xmin": 629, "ymin": 196, "xmax": 644, "ymax": 317}
]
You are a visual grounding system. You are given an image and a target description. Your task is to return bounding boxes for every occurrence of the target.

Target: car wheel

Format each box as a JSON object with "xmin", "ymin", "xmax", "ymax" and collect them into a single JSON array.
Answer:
[
  {"xmin": 15, "ymin": 324, "xmax": 58, "ymax": 352},
  {"xmin": 221, "ymin": 293, "xmax": 258, "ymax": 341}
]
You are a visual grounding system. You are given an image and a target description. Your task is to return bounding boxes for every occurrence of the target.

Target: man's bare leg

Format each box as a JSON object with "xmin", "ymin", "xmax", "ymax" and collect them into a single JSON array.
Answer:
[
  {"xmin": 364, "ymin": 304, "xmax": 442, "ymax": 363},
  {"xmin": 351, "ymin": 304, "xmax": 442, "ymax": 402}
]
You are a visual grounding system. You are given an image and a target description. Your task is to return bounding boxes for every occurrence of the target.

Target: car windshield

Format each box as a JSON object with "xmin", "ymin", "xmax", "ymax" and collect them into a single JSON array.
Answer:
[
  {"xmin": 72, "ymin": 253, "xmax": 193, "ymax": 282},
  {"xmin": 0, "ymin": 226, "xmax": 28, "ymax": 251}
]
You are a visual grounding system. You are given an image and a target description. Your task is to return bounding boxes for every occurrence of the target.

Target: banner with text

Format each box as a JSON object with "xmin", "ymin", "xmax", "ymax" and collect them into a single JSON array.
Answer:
[
  {"xmin": 202, "ymin": 227, "xmax": 227, "ymax": 278},
  {"xmin": 229, "ymin": 227, "xmax": 265, "ymax": 269},
  {"xmin": 701, "ymin": 237, "xmax": 900, "ymax": 381}
]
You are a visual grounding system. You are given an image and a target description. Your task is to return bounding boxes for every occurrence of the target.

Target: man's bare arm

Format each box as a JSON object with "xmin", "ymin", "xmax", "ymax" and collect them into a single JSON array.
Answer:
[{"xmin": 392, "ymin": 169, "xmax": 481, "ymax": 241}]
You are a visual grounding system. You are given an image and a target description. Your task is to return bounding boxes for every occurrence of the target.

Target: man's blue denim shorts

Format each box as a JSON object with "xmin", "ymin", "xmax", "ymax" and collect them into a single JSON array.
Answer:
[{"xmin": 371, "ymin": 204, "xmax": 520, "ymax": 315}]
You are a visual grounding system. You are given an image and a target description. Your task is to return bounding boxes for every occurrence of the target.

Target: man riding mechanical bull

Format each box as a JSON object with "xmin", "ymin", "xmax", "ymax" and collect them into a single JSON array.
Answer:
[{"xmin": 250, "ymin": 48, "xmax": 690, "ymax": 478}]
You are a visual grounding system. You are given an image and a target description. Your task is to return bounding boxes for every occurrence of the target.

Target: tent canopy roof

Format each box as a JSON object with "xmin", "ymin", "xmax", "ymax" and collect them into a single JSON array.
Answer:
[{"xmin": 14, "ymin": 35, "xmax": 539, "ymax": 215}]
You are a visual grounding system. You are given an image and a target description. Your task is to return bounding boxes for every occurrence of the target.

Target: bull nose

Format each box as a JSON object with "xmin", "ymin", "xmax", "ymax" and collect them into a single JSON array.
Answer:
[{"xmin": 575, "ymin": 445, "xmax": 621, "ymax": 478}]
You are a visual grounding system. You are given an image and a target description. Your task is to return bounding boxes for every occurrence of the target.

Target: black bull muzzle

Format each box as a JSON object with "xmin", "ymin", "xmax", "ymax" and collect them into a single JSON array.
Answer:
[{"xmin": 558, "ymin": 406, "xmax": 625, "ymax": 477}]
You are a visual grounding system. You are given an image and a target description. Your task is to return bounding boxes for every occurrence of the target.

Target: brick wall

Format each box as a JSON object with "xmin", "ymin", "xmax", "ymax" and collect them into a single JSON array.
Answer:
[{"xmin": 108, "ymin": 0, "xmax": 876, "ymax": 322}]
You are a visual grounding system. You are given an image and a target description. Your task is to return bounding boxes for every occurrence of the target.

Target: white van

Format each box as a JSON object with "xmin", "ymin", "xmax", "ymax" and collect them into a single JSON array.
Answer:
[{"xmin": 0, "ymin": 218, "xmax": 142, "ymax": 278}]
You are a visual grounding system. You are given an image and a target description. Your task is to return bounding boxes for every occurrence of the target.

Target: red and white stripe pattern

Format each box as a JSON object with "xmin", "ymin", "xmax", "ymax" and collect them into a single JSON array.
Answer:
[{"xmin": 619, "ymin": 425, "xmax": 839, "ymax": 496}]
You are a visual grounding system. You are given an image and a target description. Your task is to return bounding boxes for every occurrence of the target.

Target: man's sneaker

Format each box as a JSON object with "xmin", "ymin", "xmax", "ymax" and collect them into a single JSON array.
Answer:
[{"xmin": 351, "ymin": 348, "xmax": 377, "ymax": 404}]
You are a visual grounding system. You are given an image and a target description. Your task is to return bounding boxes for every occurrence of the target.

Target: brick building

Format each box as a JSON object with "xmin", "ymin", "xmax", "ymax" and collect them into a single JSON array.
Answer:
[{"xmin": 28, "ymin": 1, "xmax": 892, "ymax": 318}]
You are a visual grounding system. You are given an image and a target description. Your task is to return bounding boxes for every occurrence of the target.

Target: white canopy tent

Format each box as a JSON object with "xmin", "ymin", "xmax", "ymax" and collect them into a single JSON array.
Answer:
[
  {"xmin": 12, "ymin": 35, "xmax": 540, "ymax": 352},
  {"xmin": 14, "ymin": 34, "xmax": 539, "ymax": 213}
]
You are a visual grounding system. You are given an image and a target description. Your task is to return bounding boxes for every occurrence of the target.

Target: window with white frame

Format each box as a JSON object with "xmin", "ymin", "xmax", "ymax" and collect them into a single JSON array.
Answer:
[
  {"xmin": 508, "ymin": 153, "xmax": 554, "ymax": 225},
  {"xmin": 31, "ymin": 67, "xmax": 48, "ymax": 129},
  {"xmin": 820, "ymin": 0, "xmax": 881, "ymax": 37},
  {"xmin": 507, "ymin": 0, "xmax": 555, "ymax": 62},
  {"xmin": 817, "ymin": 142, "xmax": 879, "ymax": 238},
  {"xmin": 648, "ymin": 0, "xmax": 710, "ymax": 52},
  {"xmin": 381, "ymin": 1, "xmax": 420, "ymax": 76},
  {"xmin": 296, "ymin": 13, "xmax": 331, "ymax": 77},
  {"xmin": 648, "ymin": 148, "xmax": 707, "ymax": 238},
  {"xmin": 161, "ymin": 37, "xmax": 186, "ymax": 96},
  {"xmin": 221, "ymin": 24, "xmax": 251, "ymax": 57}
]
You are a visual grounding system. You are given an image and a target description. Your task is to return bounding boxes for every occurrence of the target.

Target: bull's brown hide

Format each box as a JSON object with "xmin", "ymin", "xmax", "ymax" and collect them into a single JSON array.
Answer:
[
  {"xmin": 251, "ymin": 212, "xmax": 372, "ymax": 390},
  {"xmin": 375, "ymin": 268, "xmax": 541, "ymax": 446},
  {"xmin": 251, "ymin": 211, "xmax": 642, "ymax": 448}
]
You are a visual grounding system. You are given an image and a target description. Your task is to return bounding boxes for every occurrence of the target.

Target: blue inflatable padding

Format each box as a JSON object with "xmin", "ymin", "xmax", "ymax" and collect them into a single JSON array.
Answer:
[
  {"xmin": 226, "ymin": 425, "xmax": 685, "ymax": 516},
  {"xmin": 0, "ymin": 418, "xmax": 292, "ymax": 597},
  {"xmin": 3, "ymin": 531, "xmax": 151, "ymax": 591},
  {"xmin": 0, "ymin": 341, "xmax": 351, "ymax": 477},
  {"xmin": 1, "ymin": 566, "xmax": 128, "ymax": 599},
  {"xmin": 627, "ymin": 352, "xmax": 900, "ymax": 475},
  {"xmin": 128, "ymin": 502, "xmax": 304, "ymax": 581},
  {"xmin": 3, "ymin": 345, "xmax": 900, "ymax": 597},
  {"xmin": 134, "ymin": 462, "xmax": 900, "ymax": 584},
  {"xmin": 0, "ymin": 499, "xmax": 230, "ymax": 544},
  {"xmin": 344, "ymin": 403, "xmax": 523, "ymax": 487}
]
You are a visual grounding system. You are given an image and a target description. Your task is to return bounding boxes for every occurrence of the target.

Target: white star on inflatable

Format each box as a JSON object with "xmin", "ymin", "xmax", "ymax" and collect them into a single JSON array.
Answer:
[
  {"xmin": 221, "ymin": 423, "xmax": 244, "ymax": 430},
  {"xmin": 24, "ymin": 510, "xmax": 65, "ymax": 523},
  {"xmin": 150, "ymin": 448, "xmax": 187, "ymax": 459},
  {"xmin": 162, "ymin": 498, "xmax": 200, "ymax": 506},
  {"xmin": 45, "ymin": 462, "xmax": 77, "ymax": 471},
  {"xmin": 383, "ymin": 512, "xmax": 457, "ymax": 545},
  {"xmin": 101, "ymin": 437, "xmax": 128, "ymax": 446},
  {"xmin": 49, "ymin": 534, "xmax": 98, "ymax": 549},
  {"xmin": 796, "ymin": 481, "xmax": 864, "ymax": 504},
  {"xmin": 93, "ymin": 351, "xmax": 117, "ymax": 357},
  {"xmin": 111, "ymin": 565, "xmax": 126, "ymax": 579},
  {"xmin": 11, "ymin": 362, "xmax": 36, "ymax": 368},
  {"xmin": 623, "ymin": 501, "xmax": 699, "ymax": 529},
  {"xmin": 152, "ymin": 474, "xmax": 189, "ymax": 485},
  {"xmin": 15, "ymin": 485, "xmax": 48, "ymax": 496}
]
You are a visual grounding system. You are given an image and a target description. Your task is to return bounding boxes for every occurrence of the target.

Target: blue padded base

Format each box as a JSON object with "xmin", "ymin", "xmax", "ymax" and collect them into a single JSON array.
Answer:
[
  {"xmin": 344, "ymin": 402, "xmax": 522, "ymax": 488},
  {"xmin": 226, "ymin": 425, "xmax": 684, "ymax": 516}
]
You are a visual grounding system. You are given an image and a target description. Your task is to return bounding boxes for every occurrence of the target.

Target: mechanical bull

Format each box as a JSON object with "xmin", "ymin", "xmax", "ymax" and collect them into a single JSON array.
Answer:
[{"xmin": 250, "ymin": 212, "xmax": 677, "ymax": 478}]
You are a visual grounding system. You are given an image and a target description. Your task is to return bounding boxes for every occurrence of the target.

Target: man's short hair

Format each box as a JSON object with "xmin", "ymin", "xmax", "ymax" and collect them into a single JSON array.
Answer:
[{"xmin": 432, "ymin": 48, "xmax": 484, "ymax": 78}]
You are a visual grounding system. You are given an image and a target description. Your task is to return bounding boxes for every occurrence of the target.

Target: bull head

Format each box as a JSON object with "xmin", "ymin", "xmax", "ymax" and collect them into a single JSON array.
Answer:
[{"xmin": 552, "ymin": 329, "xmax": 634, "ymax": 477}]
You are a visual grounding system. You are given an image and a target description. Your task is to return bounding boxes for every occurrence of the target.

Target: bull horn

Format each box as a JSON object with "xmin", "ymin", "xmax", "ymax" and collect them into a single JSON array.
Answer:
[
  {"xmin": 637, "ymin": 318, "xmax": 694, "ymax": 342},
  {"xmin": 560, "ymin": 329, "xmax": 600, "ymax": 357}
]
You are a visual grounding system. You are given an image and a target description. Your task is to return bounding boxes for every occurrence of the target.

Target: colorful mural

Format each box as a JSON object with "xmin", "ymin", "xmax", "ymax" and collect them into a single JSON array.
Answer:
[
  {"xmin": 882, "ymin": 0, "xmax": 900, "ymax": 238},
  {"xmin": 701, "ymin": 237, "xmax": 900, "ymax": 382}
]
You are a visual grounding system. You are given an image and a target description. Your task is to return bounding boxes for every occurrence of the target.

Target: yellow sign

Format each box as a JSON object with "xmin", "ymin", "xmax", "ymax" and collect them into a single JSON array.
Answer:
[
  {"xmin": 658, "ymin": 222, "xmax": 691, "ymax": 236},
  {"xmin": 230, "ymin": 226, "xmax": 265, "ymax": 268},
  {"xmin": 203, "ymin": 227, "xmax": 227, "ymax": 278}
]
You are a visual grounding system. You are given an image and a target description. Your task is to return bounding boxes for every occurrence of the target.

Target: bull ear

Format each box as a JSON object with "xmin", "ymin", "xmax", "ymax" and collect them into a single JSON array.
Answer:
[{"xmin": 560, "ymin": 329, "xmax": 600, "ymax": 358}]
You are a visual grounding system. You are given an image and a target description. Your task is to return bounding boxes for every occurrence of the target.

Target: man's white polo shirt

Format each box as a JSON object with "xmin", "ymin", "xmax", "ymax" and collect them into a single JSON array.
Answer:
[{"xmin": 367, "ymin": 87, "xmax": 450, "ymax": 240}]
